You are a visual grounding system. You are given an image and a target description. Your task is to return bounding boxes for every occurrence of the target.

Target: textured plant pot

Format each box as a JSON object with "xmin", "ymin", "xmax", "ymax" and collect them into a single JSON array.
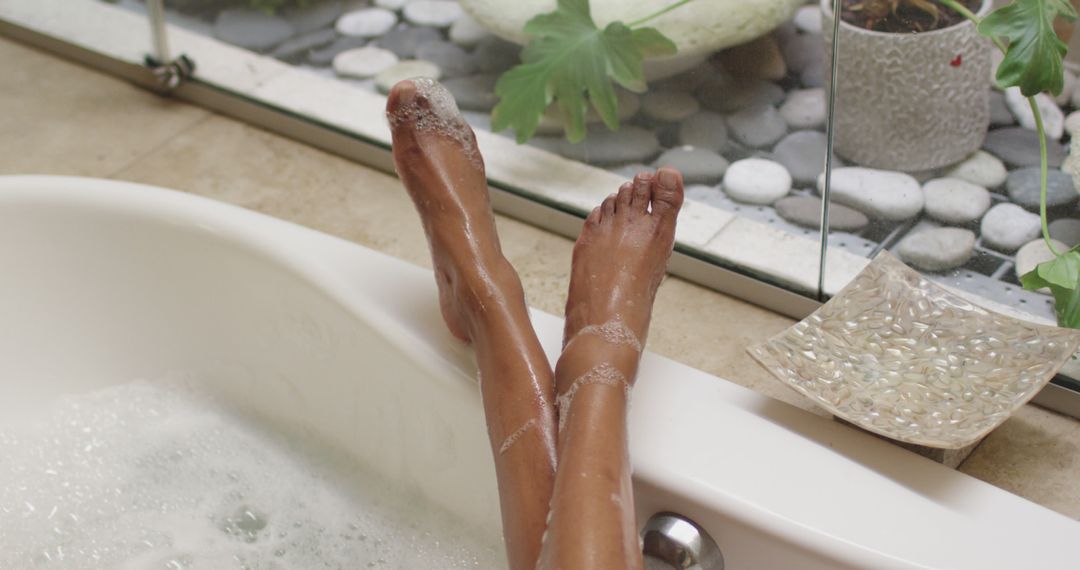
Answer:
[{"xmin": 822, "ymin": 0, "xmax": 993, "ymax": 171}]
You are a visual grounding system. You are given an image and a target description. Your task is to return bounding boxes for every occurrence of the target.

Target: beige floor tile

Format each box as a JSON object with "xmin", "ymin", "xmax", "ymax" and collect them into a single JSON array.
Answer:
[{"xmin": 0, "ymin": 37, "xmax": 208, "ymax": 177}]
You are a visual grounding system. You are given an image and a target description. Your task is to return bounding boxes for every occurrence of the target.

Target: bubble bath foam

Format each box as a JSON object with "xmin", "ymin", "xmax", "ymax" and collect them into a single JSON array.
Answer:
[{"xmin": 0, "ymin": 378, "xmax": 504, "ymax": 569}]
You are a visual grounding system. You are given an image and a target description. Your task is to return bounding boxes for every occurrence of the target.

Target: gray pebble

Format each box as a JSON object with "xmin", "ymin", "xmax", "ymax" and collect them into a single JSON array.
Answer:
[
  {"xmin": 982, "ymin": 127, "xmax": 1067, "ymax": 168},
  {"xmin": 989, "ymin": 91, "xmax": 1015, "ymax": 127},
  {"xmin": 375, "ymin": 0, "xmax": 408, "ymax": 9},
  {"xmin": 403, "ymin": 0, "xmax": 464, "ymax": 28},
  {"xmin": 374, "ymin": 60, "xmax": 442, "ymax": 93},
  {"xmin": 213, "ymin": 8, "xmax": 295, "ymax": 52},
  {"xmin": 473, "ymin": 36, "xmax": 522, "ymax": 74},
  {"xmin": 560, "ymin": 126, "xmax": 660, "ymax": 165},
  {"xmin": 1049, "ymin": 218, "xmax": 1080, "ymax": 248},
  {"xmin": 800, "ymin": 64, "xmax": 825, "ymax": 88},
  {"xmin": 416, "ymin": 41, "xmax": 476, "ymax": 78},
  {"xmin": 308, "ymin": 36, "xmax": 367, "ymax": 66},
  {"xmin": 1005, "ymin": 166, "xmax": 1077, "ymax": 211},
  {"xmin": 782, "ymin": 34, "xmax": 824, "ymax": 74},
  {"xmin": 922, "ymin": 178, "xmax": 991, "ymax": 224},
  {"xmin": 443, "ymin": 74, "xmax": 499, "ymax": 111},
  {"xmin": 980, "ymin": 202, "xmax": 1042, "ymax": 252},
  {"xmin": 376, "ymin": 27, "xmax": 444, "ymax": 59},
  {"xmin": 896, "ymin": 228, "xmax": 976, "ymax": 272},
  {"xmin": 641, "ymin": 90, "xmax": 700, "ymax": 123},
  {"xmin": 271, "ymin": 28, "xmax": 338, "ymax": 62},
  {"xmin": 727, "ymin": 104, "xmax": 787, "ymax": 148},
  {"xmin": 772, "ymin": 130, "xmax": 831, "ymax": 185},
  {"xmin": 653, "ymin": 147, "xmax": 729, "ymax": 184},
  {"xmin": 281, "ymin": 0, "xmax": 342, "ymax": 34},
  {"xmin": 774, "ymin": 196, "xmax": 868, "ymax": 231},
  {"xmin": 696, "ymin": 77, "xmax": 785, "ymax": 113},
  {"xmin": 677, "ymin": 111, "xmax": 728, "ymax": 152},
  {"xmin": 336, "ymin": 8, "xmax": 397, "ymax": 38}
]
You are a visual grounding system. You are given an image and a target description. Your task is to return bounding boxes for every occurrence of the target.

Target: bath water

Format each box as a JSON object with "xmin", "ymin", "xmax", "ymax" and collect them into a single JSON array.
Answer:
[{"xmin": 0, "ymin": 379, "xmax": 504, "ymax": 569}]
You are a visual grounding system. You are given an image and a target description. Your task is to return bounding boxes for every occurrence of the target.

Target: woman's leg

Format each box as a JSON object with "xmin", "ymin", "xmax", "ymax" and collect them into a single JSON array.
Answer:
[
  {"xmin": 386, "ymin": 79, "xmax": 557, "ymax": 570},
  {"xmin": 539, "ymin": 169, "xmax": 684, "ymax": 570}
]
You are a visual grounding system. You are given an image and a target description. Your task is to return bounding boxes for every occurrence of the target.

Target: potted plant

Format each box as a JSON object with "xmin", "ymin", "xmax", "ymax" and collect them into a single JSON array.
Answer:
[{"xmin": 821, "ymin": 0, "xmax": 994, "ymax": 171}]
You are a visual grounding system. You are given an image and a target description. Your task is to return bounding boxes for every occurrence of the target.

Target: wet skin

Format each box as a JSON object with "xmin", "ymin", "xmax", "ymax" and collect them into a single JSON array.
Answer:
[{"xmin": 386, "ymin": 78, "xmax": 683, "ymax": 570}]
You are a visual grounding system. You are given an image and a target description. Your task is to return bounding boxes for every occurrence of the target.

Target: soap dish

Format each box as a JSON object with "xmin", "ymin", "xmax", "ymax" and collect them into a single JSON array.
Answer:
[{"xmin": 749, "ymin": 252, "xmax": 1080, "ymax": 449}]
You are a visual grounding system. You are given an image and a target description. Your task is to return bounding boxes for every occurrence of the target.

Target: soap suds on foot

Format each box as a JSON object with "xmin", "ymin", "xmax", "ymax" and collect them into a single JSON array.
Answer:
[{"xmin": 386, "ymin": 78, "xmax": 482, "ymax": 169}]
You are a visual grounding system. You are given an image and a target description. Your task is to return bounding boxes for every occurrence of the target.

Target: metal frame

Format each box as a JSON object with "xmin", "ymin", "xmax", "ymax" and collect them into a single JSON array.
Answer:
[{"xmin": 4, "ymin": 16, "xmax": 1080, "ymax": 421}]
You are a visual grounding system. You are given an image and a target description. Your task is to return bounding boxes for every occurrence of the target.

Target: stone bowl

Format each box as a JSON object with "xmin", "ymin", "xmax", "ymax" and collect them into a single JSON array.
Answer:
[{"xmin": 456, "ymin": 0, "xmax": 803, "ymax": 79}]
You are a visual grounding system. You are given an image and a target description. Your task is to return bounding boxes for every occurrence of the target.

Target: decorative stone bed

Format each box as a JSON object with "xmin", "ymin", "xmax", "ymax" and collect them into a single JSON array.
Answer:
[{"xmin": 107, "ymin": 0, "xmax": 1079, "ymax": 320}]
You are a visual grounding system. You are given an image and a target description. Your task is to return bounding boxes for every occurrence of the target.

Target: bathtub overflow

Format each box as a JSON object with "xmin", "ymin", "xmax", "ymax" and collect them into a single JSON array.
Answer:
[{"xmin": 641, "ymin": 513, "xmax": 724, "ymax": 570}]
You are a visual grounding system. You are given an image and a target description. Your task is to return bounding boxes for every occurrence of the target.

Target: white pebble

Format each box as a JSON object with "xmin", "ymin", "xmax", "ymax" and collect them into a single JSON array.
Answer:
[
  {"xmin": 793, "ymin": 5, "xmax": 822, "ymax": 34},
  {"xmin": 333, "ymin": 46, "xmax": 400, "ymax": 79},
  {"xmin": 1005, "ymin": 87, "xmax": 1064, "ymax": 140},
  {"xmin": 819, "ymin": 167, "xmax": 923, "ymax": 221},
  {"xmin": 336, "ymin": 8, "xmax": 398, "ymax": 38},
  {"xmin": 778, "ymin": 88, "xmax": 825, "ymax": 130},
  {"xmin": 722, "ymin": 158, "xmax": 792, "ymax": 205},
  {"xmin": 449, "ymin": 13, "xmax": 490, "ymax": 47},
  {"xmin": 944, "ymin": 150, "xmax": 1007, "ymax": 188},
  {"xmin": 981, "ymin": 203, "xmax": 1042, "ymax": 252},
  {"xmin": 922, "ymin": 178, "xmax": 990, "ymax": 224},
  {"xmin": 403, "ymin": 0, "xmax": 463, "ymax": 28}
]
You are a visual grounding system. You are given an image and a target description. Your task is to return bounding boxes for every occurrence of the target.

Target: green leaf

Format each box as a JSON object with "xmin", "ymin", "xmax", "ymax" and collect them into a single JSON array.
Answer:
[
  {"xmin": 1021, "ymin": 253, "xmax": 1080, "ymax": 328},
  {"xmin": 491, "ymin": 0, "xmax": 678, "ymax": 143},
  {"xmin": 978, "ymin": 0, "xmax": 1078, "ymax": 96}
]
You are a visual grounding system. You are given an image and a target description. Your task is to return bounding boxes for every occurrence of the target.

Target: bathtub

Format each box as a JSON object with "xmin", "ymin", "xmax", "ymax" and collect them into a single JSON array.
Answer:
[{"xmin": 1, "ymin": 175, "xmax": 1077, "ymax": 569}]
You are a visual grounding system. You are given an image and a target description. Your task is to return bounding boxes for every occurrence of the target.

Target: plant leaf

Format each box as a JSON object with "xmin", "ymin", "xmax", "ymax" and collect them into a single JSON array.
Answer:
[
  {"xmin": 1021, "ymin": 253, "xmax": 1080, "ymax": 328},
  {"xmin": 491, "ymin": 0, "xmax": 678, "ymax": 143},
  {"xmin": 978, "ymin": 0, "xmax": 1078, "ymax": 96}
]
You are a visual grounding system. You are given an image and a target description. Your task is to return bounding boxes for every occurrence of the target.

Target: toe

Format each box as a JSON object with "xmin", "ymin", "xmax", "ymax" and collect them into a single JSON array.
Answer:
[
  {"xmin": 600, "ymin": 193, "xmax": 617, "ymax": 221},
  {"xmin": 651, "ymin": 167, "xmax": 685, "ymax": 218},
  {"xmin": 386, "ymin": 80, "xmax": 418, "ymax": 124},
  {"xmin": 630, "ymin": 172, "xmax": 653, "ymax": 211},
  {"xmin": 616, "ymin": 182, "xmax": 634, "ymax": 212},
  {"xmin": 585, "ymin": 205, "xmax": 601, "ymax": 226}
]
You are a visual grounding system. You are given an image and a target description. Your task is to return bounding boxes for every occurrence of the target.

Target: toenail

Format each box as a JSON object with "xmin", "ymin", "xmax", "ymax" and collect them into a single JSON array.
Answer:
[{"xmin": 658, "ymin": 168, "xmax": 679, "ymax": 188}]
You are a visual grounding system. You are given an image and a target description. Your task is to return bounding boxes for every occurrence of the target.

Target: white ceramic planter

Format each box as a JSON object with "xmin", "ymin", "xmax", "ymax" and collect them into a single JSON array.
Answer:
[{"xmin": 822, "ymin": 0, "xmax": 993, "ymax": 171}]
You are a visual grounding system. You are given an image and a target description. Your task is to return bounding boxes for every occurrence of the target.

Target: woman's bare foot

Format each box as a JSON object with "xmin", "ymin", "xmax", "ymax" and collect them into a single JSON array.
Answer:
[
  {"xmin": 387, "ymin": 78, "xmax": 557, "ymax": 570},
  {"xmin": 386, "ymin": 78, "xmax": 514, "ymax": 342},
  {"xmin": 562, "ymin": 168, "xmax": 684, "ymax": 359}
]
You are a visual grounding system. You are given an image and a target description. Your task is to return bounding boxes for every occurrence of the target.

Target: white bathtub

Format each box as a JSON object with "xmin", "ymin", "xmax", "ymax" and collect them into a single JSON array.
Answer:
[{"xmin": 1, "ymin": 175, "xmax": 1077, "ymax": 569}]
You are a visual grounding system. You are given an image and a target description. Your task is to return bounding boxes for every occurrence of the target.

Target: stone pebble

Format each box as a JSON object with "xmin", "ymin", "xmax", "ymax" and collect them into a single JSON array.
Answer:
[
  {"xmin": 443, "ymin": 74, "xmax": 499, "ymax": 112},
  {"xmin": 559, "ymin": 126, "xmax": 660, "ymax": 165},
  {"xmin": 896, "ymin": 228, "xmax": 976, "ymax": 272},
  {"xmin": 1005, "ymin": 167, "xmax": 1077, "ymax": 211},
  {"xmin": 778, "ymin": 88, "xmax": 825, "ymax": 130},
  {"xmin": 781, "ymin": 33, "xmax": 824, "ymax": 74},
  {"xmin": 1015, "ymin": 238, "xmax": 1069, "ymax": 290},
  {"xmin": 376, "ymin": 26, "xmax": 444, "ymax": 59},
  {"xmin": 333, "ymin": 46, "xmax": 399, "ymax": 79},
  {"xmin": 696, "ymin": 77, "xmax": 785, "ymax": 113},
  {"xmin": 282, "ymin": 0, "xmax": 343, "ymax": 34},
  {"xmin": 641, "ymin": 90, "xmax": 701, "ymax": 123},
  {"xmin": 403, "ymin": 0, "xmax": 464, "ymax": 28},
  {"xmin": 271, "ymin": 28, "xmax": 338, "ymax": 61},
  {"xmin": 375, "ymin": 0, "xmax": 409, "ymax": 9},
  {"xmin": 213, "ymin": 8, "xmax": 295, "ymax": 52},
  {"xmin": 308, "ymin": 36, "xmax": 368, "ymax": 65},
  {"xmin": 819, "ymin": 167, "xmax": 923, "ymax": 221},
  {"xmin": 980, "ymin": 203, "xmax": 1042, "ymax": 252},
  {"xmin": 1004, "ymin": 87, "xmax": 1064, "ymax": 140},
  {"xmin": 921, "ymin": 178, "xmax": 990, "ymax": 224},
  {"xmin": 943, "ymin": 150, "xmax": 1007, "ymax": 189},
  {"xmin": 771, "ymin": 130, "xmax": 832, "ymax": 186},
  {"xmin": 653, "ymin": 147, "xmax": 729, "ymax": 185},
  {"xmin": 473, "ymin": 36, "xmax": 522, "ymax": 74},
  {"xmin": 1049, "ymin": 218, "xmax": 1080, "ymax": 248},
  {"xmin": 449, "ymin": 13, "xmax": 490, "ymax": 47},
  {"xmin": 677, "ymin": 111, "xmax": 729, "ymax": 152},
  {"xmin": 793, "ymin": 5, "xmax": 822, "ymax": 34},
  {"xmin": 722, "ymin": 158, "xmax": 792, "ymax": 205},
  {"xmin": 988, "ymin": 91, "xmax": 1015, "ymax": 127},
  {"xmin": 336, "ymin": 8, "xmax": 398, "ymax": 38},
  {"xmin": 982, "ymin": 127, "xmax": 1067, "ymax": 168},
  {"xmin": 726, "ymin": 104, "xmax": 787, "ymax": 149},
  {"xmin": 1065, "ymin": 110, "xmax": 1080, "ymax": 136},
  {"xmin": 374, "ymin": 60, "xmax": 442, "ymax": 94},
  {"xmin": 416, "ymin": 41, "xmax": 475, "ymax": 78},
  {"xmin": 774, "ymin": 196, "xmax": 868, "ymax": 232},
  {"xmin": 716, "ymin": 35, "xmax": 786, "ymax": 81}
]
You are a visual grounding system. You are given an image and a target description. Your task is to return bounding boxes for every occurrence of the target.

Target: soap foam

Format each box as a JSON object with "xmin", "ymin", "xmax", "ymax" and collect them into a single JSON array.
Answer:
[
  {"xmin": 572, "ymin": 318, "xmax": 642, "ymax": 352},
  {"xmin": 386, "ymin": 77, "xmax": 482, "ymax": 169},
  {"xmin": 0, "ymin": 379, "xmax": 503, "ymax": 569},
  {"xmin": 556, "ymin": 363, "xmax": 630, "ymax": 432},
  {"xmin": 497, "ymin": 418, "xmax": 537, "ymax": 455}
]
